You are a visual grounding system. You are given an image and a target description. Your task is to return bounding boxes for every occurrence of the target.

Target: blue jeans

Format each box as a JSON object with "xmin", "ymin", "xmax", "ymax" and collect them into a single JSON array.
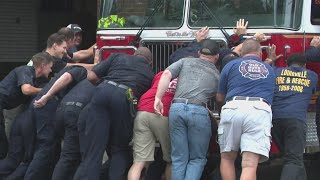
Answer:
[{"xmin": 169, "ymin": 103, "xmax": 212, "ymax": 180}]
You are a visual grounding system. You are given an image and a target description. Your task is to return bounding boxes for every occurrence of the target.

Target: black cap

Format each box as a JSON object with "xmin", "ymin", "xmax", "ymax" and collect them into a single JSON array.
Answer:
[
  {"xmin": 287, "ymin": 53, "xmax": 307, "ymax": 66},
  {"xmin": 199, "ymin": 39, "xmax": 219, "ymax": 56},
  {"xmin": 66, "ymin": 24, "xmax": 82, "ymax": 33}
]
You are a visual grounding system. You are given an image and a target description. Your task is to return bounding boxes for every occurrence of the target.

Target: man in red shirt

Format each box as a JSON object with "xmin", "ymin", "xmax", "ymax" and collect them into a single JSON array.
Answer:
[
  {"xmin": 127, "ymin": 71, "xmax": 177, "ymax": 180},
  {"xmin": 128, "ymin": 27, "xmax": 209, "ymax": 180}
]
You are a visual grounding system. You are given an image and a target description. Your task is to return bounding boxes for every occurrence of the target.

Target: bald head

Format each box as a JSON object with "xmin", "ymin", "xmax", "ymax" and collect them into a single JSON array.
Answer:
[
  {"xmin": 134, "ymin": 47, "xmax": 152, "ymax": 64},
  {"xmin": 241, "ymin": 39, "xmax": 261, "ymax": 57}
]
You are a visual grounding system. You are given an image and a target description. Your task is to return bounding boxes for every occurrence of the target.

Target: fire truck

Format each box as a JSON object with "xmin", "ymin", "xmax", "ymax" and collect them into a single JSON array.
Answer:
[{"xmin": 96, "ymin": 0, "xmax": 320, "ymax": 163}]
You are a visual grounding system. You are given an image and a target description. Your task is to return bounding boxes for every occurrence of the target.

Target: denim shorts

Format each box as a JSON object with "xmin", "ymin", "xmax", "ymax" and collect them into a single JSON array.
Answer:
[{"xmin": 218, "ymin": 100, "xmax": 272, "ymax": 162}]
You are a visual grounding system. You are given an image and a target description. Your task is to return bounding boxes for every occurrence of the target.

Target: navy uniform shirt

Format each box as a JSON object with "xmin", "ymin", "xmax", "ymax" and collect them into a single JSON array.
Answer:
[
  {"xmin": 62, "ymin": 50, "xmax": 75, "ymax": 63},
  {"xmin": 37, "ymin": 66, "xmax": 87, "ymax": 100},
  {"xmin": 218, "ymin": 56, "xmax": 275, "ymax": 105},
  {"xmin": 169, "ymin": 40, "xmax": 202, "ymax": 64},
  {"xmin": 0, "ymin": 65, "xmax": 37, "ymax": 109},
  {"xmin": 272, "ymin": 66, "xmax": 318, "ymax": 122},
  {"xmin": 60, "ymin": 79, "xmax": 95, "ymax": 105},
  {"xmin": 92, "ymin": 53, "xmax": 154, "ymax": 98},
  {"xmin": 52, "ymin": 56, "xmax": 67, "ymax": 74},
  {"xmin": 305, "ymin": 46, "xmax": 320, "ymax": 62}
]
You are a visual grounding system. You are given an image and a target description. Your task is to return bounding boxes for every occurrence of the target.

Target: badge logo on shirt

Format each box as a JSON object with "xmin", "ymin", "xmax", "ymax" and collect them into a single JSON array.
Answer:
[
  {"xmin": 166, "ymin": 78, "xmax": 177, "ymax": 93},
  {"xmin": 239, "ymin": 60, "xmax": 269, "ymax": 80}
]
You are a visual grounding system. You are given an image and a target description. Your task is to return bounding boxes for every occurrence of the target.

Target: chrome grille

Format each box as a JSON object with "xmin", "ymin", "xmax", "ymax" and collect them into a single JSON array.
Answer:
[
  {"xmin": 306, "ymin": 112, "xmax": 319, "ymax": 149},
  {"xmin": 142, "ymin": 41, "xmax": 190, "ymax": 73}
]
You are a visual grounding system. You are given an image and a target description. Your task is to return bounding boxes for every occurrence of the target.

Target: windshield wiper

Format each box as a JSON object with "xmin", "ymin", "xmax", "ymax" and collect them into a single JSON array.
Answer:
[
  {"xmin": 199, "ymin": 0, "xmax": 233, "ymax": 45},
  {"xmin": 130, "ymin": 0, "xmax": 163, "ymax": 46}
]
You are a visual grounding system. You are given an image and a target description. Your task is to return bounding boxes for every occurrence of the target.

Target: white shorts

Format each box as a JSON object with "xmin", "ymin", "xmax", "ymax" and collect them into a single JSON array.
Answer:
[{"xmin": 218, "ymin": 100, "xmax": 272, "ymax": 162}]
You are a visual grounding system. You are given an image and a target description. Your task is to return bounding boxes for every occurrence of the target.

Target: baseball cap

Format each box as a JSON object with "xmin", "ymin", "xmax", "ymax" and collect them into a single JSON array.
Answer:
[
  {"xmin": 134, "ymin": 47, "xmax": 152, "ymax": 63},
  {"xmin": 287, "ymin": 53, "xmax": 307, "ymax": 65},
  {"xmin": 66, "ymin": 24, "xmax": 82, "ymax": 33},
  {"xmin": 199, "ymin": 39, "xmax": 219, "ymax": 56}
]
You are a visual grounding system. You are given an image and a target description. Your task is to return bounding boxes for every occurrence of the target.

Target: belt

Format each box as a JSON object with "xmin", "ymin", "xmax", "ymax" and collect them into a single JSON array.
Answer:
[
  {"xmin": 104, "ymin": 80, "xmax": 129, "ymax": 90},
  {"xmin": 172, "ymin": 98, "xmax": 206, "ymax": 107},
  {"xmin": 64, "ymin": 101, "xmax": 84, "ymax": 108},
  {"xmin": 228, "ymin": 96, "xmax": 270, "ymax": 105}
]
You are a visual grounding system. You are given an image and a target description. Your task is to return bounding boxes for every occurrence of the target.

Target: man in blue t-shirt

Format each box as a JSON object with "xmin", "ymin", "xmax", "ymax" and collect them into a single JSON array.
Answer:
[
  {"xmin": 216, "ymin": 39, "xmax": 275, "ymax": 180},
  {"xmin": 271, "ymin": 53, "xmax": 318, "ymax": 180}
]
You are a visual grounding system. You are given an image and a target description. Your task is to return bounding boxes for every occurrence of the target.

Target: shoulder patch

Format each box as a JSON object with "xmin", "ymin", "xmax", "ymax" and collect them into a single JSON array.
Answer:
[{"xmin": 239, "ymin": 60, "xmax": 269, "ymax": 80}]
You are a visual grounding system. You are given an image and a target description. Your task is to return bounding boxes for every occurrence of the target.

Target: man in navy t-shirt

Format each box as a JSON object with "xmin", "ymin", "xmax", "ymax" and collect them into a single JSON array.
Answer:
[
  {"xmin": 272, "ymin": 53, "xmax": 318, "ymax": 180},
  {"xmin": 216, "ymin": 39, "xmax": 275, "ymax": 180},
  {"xmin": 0, "ymin": 52, "xmax": 53, "ymax": 159},
  {"xmin": 24, "ymin": 66, "xmax": 88, "ymax": 180}
]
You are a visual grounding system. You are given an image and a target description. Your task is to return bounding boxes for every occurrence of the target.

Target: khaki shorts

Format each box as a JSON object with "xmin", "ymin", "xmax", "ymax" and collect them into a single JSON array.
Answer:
[
  {"xmin": 218, "ymin": 100, "xmax": 272, "ymax": 163},
  {"xmin": 132, "ymin": 111, "xmax": 171, "ymax": 162}
]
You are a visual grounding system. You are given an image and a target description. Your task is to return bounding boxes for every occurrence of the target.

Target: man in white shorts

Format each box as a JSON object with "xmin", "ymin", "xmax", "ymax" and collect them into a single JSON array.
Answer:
[{"xmin": 216, "ymin": 39, "xmax": 275, "ymax": 180}]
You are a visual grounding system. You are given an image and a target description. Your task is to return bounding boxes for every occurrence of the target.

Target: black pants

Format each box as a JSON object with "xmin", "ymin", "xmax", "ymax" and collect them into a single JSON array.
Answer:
[
  {"xmin": 272, "ymin": 118, "xmax": 307, "ymax": 180},
  {"xmin": 24, "ymin": 98, "xmax": 60, "ymax": 180},
  {"xmin": 74, "ymin": 83, "xmax": 133, "ymax": 180},
  {"xmin": 0, "ymin": 108, "xmax": 34, "ymax": 179},
  {"xmin": 52, "ymin": 104, "xmax": 83, "ymax": 180},
  {"xmin": 316, "ymin": 96, "xmax": 320, "ymax": 146},
  {"xmin": 0, "ymin": 105, "xmax": 8, "ymax": 160},
  {"xmin": 4, "ymin": 163, "xmax": 29, "ymax": 180},
  {"xmin": 77, "ymin": 106, "xmax": 115, "ymax": 179}
]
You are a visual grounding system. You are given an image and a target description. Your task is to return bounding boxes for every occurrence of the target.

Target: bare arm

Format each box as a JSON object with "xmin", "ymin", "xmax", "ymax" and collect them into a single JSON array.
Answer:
[
  {"xmin": 33, "ymin": 72, "xmax": 73, "ymax": 108},
  {"xmin": 195, "ymin": 26, "xmax": 209, "ymax": 42},
  {"xmin": 215, "ymin": 93, "xmax": 226, "ymax": 114},
  {"xmin": 154, "ymin": 70, "xmax": 172, "ymax": 115},
  {"xmin": 233, "ymin": 18, "xmax": 248, "ymax": 36},
  {"xmin": 72, "ymin": 44, "xmax": 96, "ymax": 62},
  {"xmin": 87, "ymin": 70, "xmax": 100, "ymax": 84},
  {"xmin": 265, "ymin": 44, "xmax": 283, "ymax": 65},
  {"xmin": 21, "ymin": 84, "xmax": 41, "ymax": 95},
  {"xmin": 66, "ymin": 62, "xmax": 96, "ymax": 70}
]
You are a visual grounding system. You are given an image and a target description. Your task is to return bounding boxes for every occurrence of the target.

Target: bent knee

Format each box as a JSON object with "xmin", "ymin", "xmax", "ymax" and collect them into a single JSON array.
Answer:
[
  {"xmin": 242, "ymin": 159, "xmax": 258, "ymax": 169},
  {"xmin": 241, "ymin": 152, "xmax": 259, "ymax": 169},
  {"xmin": 221, "ymin": 151, "xmax": 238, "ymax": 161}
]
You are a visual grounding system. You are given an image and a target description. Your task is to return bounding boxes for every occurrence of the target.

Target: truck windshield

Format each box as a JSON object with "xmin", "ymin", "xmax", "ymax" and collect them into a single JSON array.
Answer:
[
  {"xmin": 189, "ymin": 0, "xmax": 303, "ymax": 29},
  {"xmin": 99, "ymin": 0, "xmax": 184, "ymax": 28}
]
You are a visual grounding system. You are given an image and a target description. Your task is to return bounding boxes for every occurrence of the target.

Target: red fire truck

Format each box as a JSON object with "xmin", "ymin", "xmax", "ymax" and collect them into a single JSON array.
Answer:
[{"xmin": 96, "ymin": 0, "xmax": 320, "ymax": 157}]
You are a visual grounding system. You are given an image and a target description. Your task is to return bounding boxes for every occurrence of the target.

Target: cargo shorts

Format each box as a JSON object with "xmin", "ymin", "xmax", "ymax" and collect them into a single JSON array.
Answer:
[
  {"xmin": 132, "ymin": 111, "xmax": 171, "ymax": 162},
  {"xmin": 218, "ymin": 100, "xmax": 272, "ymax": 162}
]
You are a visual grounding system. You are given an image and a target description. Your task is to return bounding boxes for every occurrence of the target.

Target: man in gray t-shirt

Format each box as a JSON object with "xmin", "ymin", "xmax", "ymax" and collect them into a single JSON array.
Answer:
[{"xmin": 154, "ymin": 39, "xmax": 220, "ymax": 180}]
